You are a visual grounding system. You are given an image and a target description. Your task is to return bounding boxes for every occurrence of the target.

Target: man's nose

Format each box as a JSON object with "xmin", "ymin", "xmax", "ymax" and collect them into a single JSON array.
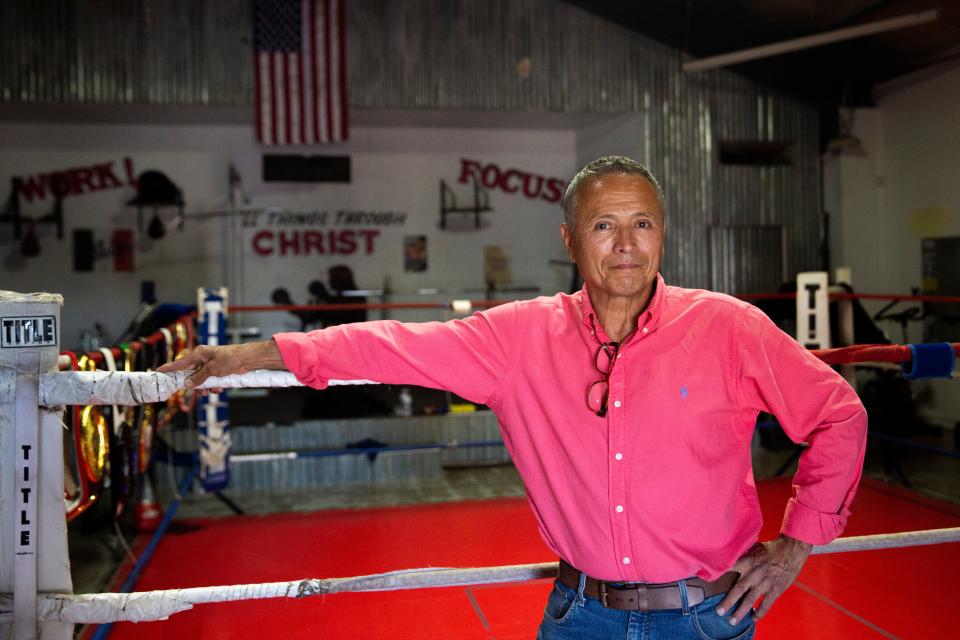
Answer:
[{"xmin": 613, "ymin": 226, "xmax": 636, "ymax": 252}]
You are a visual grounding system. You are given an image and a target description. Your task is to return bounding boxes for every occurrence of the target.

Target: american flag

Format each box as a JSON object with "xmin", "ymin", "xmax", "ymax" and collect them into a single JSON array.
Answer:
[{"xmin": 254, "ymin": 0, "xmax": 348, "ymax": 145}]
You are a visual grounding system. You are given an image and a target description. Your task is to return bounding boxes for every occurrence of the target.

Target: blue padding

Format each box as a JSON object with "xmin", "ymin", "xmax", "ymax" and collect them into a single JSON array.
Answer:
[{"xmin": 900, "ymin": 343, "xmax": 956, "ymax": 379}]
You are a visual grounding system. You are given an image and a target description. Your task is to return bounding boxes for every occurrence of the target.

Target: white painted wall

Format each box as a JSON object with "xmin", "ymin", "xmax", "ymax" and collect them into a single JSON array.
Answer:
[
  {"xmin": 824, "ymin": 109, "xmax": 887, "ymax": 294},
  {"xmin": 827, "ymin": 64, "xmax": 960, "ymax": 425},
  {"xmin": 0, "ymin": 121, "xmax": 577, "ymax": 346}
]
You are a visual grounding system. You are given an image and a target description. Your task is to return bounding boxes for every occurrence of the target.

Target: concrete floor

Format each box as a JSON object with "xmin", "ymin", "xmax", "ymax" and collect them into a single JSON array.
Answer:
[{"xmin": 68, "ymin": 433, "xmax": 959, "ymax": 599}]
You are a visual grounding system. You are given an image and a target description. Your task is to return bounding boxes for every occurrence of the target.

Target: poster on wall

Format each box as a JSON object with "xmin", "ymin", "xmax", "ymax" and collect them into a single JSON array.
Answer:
[
  {"xmin": 484, "ymin": 245, "xmax": 511, "ymax": 287},
  {"xmin": 111, "ymin": 229, "xmax": 135, "ymax": 272},
  {"xmin": 404, "ymin": 235, "xmax": 427, "ymax": 272}
]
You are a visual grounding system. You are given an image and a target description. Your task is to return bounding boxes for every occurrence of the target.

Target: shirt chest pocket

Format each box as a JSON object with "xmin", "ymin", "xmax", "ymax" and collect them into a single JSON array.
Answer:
[{"xmin": 628, "ymin": 355, "xmax": 746, "ymax": 461}]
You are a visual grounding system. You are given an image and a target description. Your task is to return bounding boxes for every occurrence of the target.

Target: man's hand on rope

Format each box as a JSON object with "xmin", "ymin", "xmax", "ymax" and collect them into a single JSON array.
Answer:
[
  {"xmin": 156, "ymin": 339, "xmax": 286, "ymax": 391},
  {"xmin": 715, "ymin": 533, "xmax": 812, "ymax": 625}
]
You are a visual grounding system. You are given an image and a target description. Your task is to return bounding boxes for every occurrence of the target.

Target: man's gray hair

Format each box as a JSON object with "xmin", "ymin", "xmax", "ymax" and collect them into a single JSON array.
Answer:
[{"xmin": 561, "ymin": 156, "xmax": 665, "ymax": 229}]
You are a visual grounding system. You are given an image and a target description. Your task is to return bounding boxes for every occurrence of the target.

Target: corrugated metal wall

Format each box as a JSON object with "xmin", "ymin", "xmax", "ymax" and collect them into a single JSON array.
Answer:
[
  {"xmin": 709, "ymin": 226, "xmax": 785, "ymax": 294},
  {"xmin": 0, "ymin": 0, "xmax": 821, "ymax": 289},
  {"xmin": 1, "ymin": 0, "xmax": 252, "ymax": 104}
]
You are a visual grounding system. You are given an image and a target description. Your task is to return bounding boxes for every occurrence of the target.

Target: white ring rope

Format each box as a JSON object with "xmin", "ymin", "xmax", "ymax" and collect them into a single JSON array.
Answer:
[
  {"xmin": 36, "ymin": 370, "xmax": 376, "ymax": 407},
  {"xmin": 0, "ymin": 527, "xmax": 956, "ymax": 624},
  {"xmin": 808, "ymin": 526, "xmax": 960, "ymax": 554}
]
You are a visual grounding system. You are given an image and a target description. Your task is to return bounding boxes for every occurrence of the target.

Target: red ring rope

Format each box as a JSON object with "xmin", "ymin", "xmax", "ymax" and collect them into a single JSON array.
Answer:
[
  {"xmin": 737, "ymin": 291, "xmax": 960, "ymax": 304},
  {"xmin": 811, "ymin": 343, "xmax": 960, "ymax": 366}
]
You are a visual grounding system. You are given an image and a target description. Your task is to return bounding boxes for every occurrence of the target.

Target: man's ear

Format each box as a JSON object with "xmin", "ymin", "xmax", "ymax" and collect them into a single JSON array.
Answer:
[{"xmin": 560, "ymin": 223, "xmax": 576, "ymax": 263}]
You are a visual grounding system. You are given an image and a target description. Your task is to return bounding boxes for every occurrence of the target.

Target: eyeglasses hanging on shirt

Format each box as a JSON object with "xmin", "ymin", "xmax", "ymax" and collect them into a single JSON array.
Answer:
[{"xmin": 587, "ymin": 342, "xmax": 619, "ymax": 417}]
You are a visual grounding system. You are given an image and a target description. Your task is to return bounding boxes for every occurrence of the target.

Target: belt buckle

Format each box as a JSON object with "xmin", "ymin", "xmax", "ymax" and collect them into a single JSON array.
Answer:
[{"xmin": 598, "ymin": 581, "xmax": 609, "ymax": 608}]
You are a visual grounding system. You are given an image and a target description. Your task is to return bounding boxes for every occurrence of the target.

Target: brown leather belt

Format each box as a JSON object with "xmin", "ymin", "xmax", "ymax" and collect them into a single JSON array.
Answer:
[{"xmin": 558, "ymin": 559, "xmax": 738, "ymax": 611}]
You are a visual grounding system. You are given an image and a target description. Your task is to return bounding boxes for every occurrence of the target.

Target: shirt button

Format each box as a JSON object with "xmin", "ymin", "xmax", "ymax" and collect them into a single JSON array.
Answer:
[
  {"xmin": 622, "ymin": 557, "xmax": 631, "ymax": 565},
  {"xmin": 613, "ymin": 400, "xmax": 621, "ymax": 408},
  {"xmin": 616, "ymin": 353, "xmax": 622, "ymax": 359},
  {"xmin": 615, "ymin": 453, "xmax": 623, "ymax": 460},
  {"xmin": 616, "ymin": 505, "xmax": 624, "ymax": 513},
  {"xmin": 642, "ymin": 327, "xmax": 649, "ymax": 333}
]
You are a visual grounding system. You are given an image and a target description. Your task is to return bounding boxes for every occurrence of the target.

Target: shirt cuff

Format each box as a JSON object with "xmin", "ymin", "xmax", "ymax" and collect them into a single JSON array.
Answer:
[
  {"xmin": 272, "ymin": 332, "xmax": 330, "ymax": 389},
  {"xmin": 780, "ymin": 498, "xmax": 850, "ymax": 545}
]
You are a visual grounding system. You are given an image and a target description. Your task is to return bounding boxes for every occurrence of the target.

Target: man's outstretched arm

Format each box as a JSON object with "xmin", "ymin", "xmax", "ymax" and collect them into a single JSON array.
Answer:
[
  {"xmin": 157, "ymin": 339, "xmax": 285, "ymax": 387},
  {"xmin": 157, "ymin": 302, "xmax": 522, "ymax": 405}
]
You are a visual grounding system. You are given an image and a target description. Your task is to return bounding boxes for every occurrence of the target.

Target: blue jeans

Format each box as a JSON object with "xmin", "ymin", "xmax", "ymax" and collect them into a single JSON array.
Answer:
[{"xmin": 537, "ymin": 573, "xmax": 756, "ymax": 640}]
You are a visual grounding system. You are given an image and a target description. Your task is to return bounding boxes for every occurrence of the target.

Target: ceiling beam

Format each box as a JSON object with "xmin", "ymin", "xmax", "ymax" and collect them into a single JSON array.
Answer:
[{"xmin": 683, "ymin": 8, "xmax": 939, "ymax": 73}]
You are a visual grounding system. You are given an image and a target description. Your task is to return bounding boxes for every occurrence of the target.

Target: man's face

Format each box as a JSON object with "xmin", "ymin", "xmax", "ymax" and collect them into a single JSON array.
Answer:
[{"xmin": 561, "ymin": 174, "xmax": 665, "ymax": 302}]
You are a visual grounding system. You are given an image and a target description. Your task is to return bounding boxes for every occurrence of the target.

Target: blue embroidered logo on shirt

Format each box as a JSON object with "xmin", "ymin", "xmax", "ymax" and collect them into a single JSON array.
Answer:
[{"xmin": 681, "ymin": 386, "xmax": 688, "ymax": 400}]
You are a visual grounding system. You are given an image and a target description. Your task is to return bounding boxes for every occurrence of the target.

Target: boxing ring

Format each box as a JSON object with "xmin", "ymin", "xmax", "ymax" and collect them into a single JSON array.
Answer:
[{"xmin": 2, "ymin": 283, "xmax": 960, "ymax": 639}]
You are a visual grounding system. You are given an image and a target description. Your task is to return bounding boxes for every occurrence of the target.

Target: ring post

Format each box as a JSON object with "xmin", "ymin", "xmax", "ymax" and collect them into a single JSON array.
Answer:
[
  {"xmin": 0, "ymin": 292, "xmax": 72, "ymax": 640},
  {"xmin": 795, "ymin": 272, "xmax": 831, "ymax": 349},
  {"xmin": 197, "ymin": 288, "xmax": 231, "ymax": 492}
]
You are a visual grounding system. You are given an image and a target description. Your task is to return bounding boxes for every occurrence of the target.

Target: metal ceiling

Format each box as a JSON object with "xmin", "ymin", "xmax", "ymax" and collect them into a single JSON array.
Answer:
[{"xmin": 565, "ymin": 0, "xmax": 960, "ymax": 106}]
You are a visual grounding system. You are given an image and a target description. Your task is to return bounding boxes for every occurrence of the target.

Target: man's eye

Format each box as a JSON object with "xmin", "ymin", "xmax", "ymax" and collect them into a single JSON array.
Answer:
[
  {"xmin": 637, "ymin": 221, "xmax": 649, "ymax": 228},
  {"xmin": 596, "ymin": 222, "xmax": 609, "ymax": 230}
]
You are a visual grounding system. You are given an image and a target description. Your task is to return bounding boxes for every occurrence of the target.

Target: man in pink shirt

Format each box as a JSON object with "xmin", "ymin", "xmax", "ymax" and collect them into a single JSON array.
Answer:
[{"xmin": 163, "ymin": 156, "xmax": 867, "ymax": 639}]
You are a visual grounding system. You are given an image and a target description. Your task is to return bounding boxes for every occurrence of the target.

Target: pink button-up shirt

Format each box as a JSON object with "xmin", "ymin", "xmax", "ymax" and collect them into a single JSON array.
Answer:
[{"xmin": 275, "ymin": 274, "xmax": 867, "ymax": 583}]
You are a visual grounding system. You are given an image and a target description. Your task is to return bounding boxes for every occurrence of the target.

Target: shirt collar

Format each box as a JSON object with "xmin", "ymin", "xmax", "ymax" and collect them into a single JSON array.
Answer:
[{"xmin": 578, "ymin": 273, "xmax": 666, "ymax": 336}]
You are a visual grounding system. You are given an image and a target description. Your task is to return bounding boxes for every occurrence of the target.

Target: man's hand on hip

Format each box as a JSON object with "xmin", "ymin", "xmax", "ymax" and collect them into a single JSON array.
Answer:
[
  {"xmin": 715, "ymin": 533, "xmax": 813, "ymax": 625},
  {"xmin": 156, "ymin": 339, "xmax": 286, "ymax": 389}
]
